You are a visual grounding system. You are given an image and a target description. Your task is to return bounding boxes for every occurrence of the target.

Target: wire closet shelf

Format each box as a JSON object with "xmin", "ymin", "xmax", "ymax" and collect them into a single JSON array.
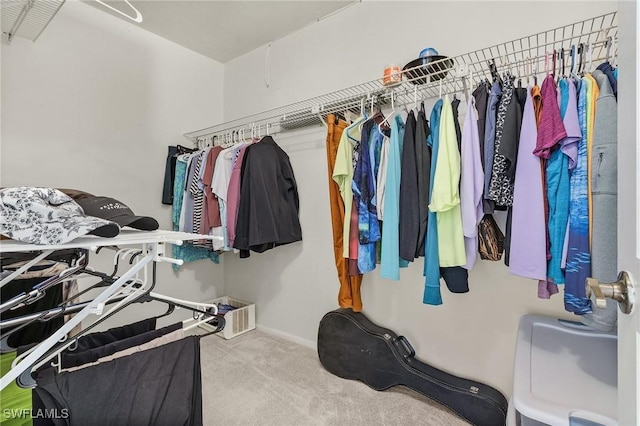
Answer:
[{"xmin": 184, "ymin": 11, "xmax": 618, "ymax": 145}]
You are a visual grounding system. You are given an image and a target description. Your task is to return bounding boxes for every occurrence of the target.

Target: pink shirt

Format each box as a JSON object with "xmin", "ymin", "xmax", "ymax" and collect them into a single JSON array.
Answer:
[
  {"xmin": 509, "ymin": 87, "xmax": 547, "ymax": 280},
  {"xmin": 227, "ymin": 143, "xmax": 252, "ymax": 248},
  {"xmin": 533, "ymin": 75, "xmax": 567, "ymax": 159},
  {"xmin": 202, "ymin": 146, "xmax": 223, "ymax": 230}
]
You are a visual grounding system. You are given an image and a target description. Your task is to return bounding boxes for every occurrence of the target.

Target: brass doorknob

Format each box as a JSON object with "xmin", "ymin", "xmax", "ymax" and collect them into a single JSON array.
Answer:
[{"xmin": 585, "ymin": 271, "xmax": 635, "ymax": 314}]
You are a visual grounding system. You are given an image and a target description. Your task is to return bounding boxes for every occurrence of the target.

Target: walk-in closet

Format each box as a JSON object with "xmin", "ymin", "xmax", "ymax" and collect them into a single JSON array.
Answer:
[{"xmin": 1, "ymin": 1, "xmax": 638, "ymax": 425}]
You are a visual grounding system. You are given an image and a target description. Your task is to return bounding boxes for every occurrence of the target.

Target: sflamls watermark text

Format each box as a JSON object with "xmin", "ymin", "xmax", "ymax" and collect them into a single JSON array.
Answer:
[{"xmin": 3, "ymin": 408, "xmax": 69, "ymax": 419}]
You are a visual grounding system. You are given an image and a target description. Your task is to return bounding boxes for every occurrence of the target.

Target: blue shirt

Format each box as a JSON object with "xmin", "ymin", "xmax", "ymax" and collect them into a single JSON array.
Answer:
[
  {"xmin": 172, "ymin": 155, "xmax": 219, "ymax": 270},
  {"xmin": 423, "ymin": 99, "xmax": 444, "ymax": 305},
  {"xmin": 380, "ymin": 115, "xmax": 409, "ymax": 279},
  {"xmin": 353, "ymin": 120, "xmax": 379, "ymax": 273}
]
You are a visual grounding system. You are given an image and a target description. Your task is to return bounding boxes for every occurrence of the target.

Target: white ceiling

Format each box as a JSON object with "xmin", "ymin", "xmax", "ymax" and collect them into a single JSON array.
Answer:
[{"xmin": 84, "ymin": 1, "xmax": 355, "ymax": 63}]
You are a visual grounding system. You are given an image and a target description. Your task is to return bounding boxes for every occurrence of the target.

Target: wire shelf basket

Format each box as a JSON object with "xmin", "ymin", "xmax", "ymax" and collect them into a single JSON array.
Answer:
[{"xmin": 184, "ymin": 11, "xmax": 617, "ymax": 144}]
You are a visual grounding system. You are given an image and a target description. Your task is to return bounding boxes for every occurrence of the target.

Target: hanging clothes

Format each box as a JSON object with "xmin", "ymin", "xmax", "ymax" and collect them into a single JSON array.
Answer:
[
  {"xmin": 325, "ymin": 115, "xmax": 364, "ymax": 312},
  {"xmin": 346, "ymin": 119, "xmax": 366, "ymax": 273},
  {"xmin": 399, "ymin": 111, "xmax": 420, "ymax": 262},
  {"xmin": 162, "ymin": 145, "xmax": 196, "ymax": 205},
  {"xmin": 488, "ymin": 74, "xmax": 518, "ymax": 207},
  {"xmin": 584, "ymin": 73, "xmax": 599, "ymax": 245},
  {"xmin": 423, "ymin": 99, "xmax": 444, "ymax": 305},
  {"xmin": 483, "ymin": 81, "xmax": 502, "ymax": 213},
  {"xmin": 459, "ymin": 97, "xmax": 484, "ymax": 270},
  {"xmin": 209, "ymin": 145, "xmax": 235, "ymax": 250},
  {"xmin": 369, "ymin": 115, "xmax": 386, "ymax": 218},
  {"xmin": 533, "ymin": 75, "xmax": 567, "ymax": 287},
  {"xmin": 189, "ymin": 152, "xmax": 206, "ymax": 237},
  {"xmin": 201, "ymin": 146, "xmax": 223, "ymax": 240},
  {"xmin": 35, "ymin": 336, "xmax": 203, "ymax": 426},
  {"xmin": 472, "ymin": 82, "xmax": 490, "ymax": 172},
  {"xmin": 415, "ymin": 106, "xmax": 431, "ymax": 258},
  {"xmin": 172, "ymin": 154, "xmax": 219, "ymax": 270},
  {"xmin": 581, "ymin": 69, "xmax": 618, "ymax": 330},
  {"xmin": 380, "ymin": 116, "xmax": 409, "ymax": 280},
  {"xmin": 596, "ymin": 61, "xmax": 617, "ymax": 98},
  {"xmin": 1, "ymin": 275, "xmax": 64, "ymax": 348},
  {"xmin": 376, "ymin": 130, "xmax": 390, "ymax": 220},
  {"xmin": 233, "ymin": 136, "xmax": 302, "ymax": 258},
  {"xmin": 332, "ymin": 118, "xmax": 364, "ymax": 259},
  {"xmin": 563, "ymin": 77, "xmax": 591, "ymax": 314},
  {"xmin": 227, "ymin": 141, "xmax": 254, "ymax": 249},
  {"xmin": 162, "ymin": 146, "xmax": 180, "ymax": 205},
  {"xmin": 509, "ymin": 86, "xmax": 548, "ymax": 291},
  {"xmin": 451, "ymin": 97, "xmax": 462, "ymax": 151},
  {"xmin": 430, "ymin": 95, "xmax": 466, "ymax": 268},
  {"xmin": 179, "ymin": 153, "xmax": 197, "ymax": 233},
  {"xmin": 503, "ymin": 82, "xmax": 527, "ymax": 266},
  {"xmin": 353, "ymin": 119, "xmax": 380, "ymax": 273}
]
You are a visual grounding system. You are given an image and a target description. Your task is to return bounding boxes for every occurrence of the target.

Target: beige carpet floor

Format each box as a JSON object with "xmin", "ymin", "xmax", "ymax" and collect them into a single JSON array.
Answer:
[{"xmin": 199, "ymin": 329, "xmax": 469, "ymax": 426}]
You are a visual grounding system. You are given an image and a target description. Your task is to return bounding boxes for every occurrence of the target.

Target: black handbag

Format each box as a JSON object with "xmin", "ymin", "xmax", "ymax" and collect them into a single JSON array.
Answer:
[{"xmin": 478, "ymin": 214, "xmax": 504, "ymax": 261}]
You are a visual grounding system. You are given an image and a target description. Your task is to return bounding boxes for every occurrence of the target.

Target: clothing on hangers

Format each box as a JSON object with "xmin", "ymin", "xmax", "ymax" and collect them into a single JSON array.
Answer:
[
  {"xmin": 429, "ymin": 95, "xmax": 466, "ymax": 268},
  {"xmin": 325, "ymin": 115, "xmax": 364, "ymax": 312},
  {"xmin": 162, "ymin": 145, "xmax": 196, "ymax": 205},
  {"xmin": 415, "ymin": 106, "xmax": 431, "ymax": 259},
  {"xmin": 226, "ymin": 141, "xmax": 255, "ymax": 249},
  {"xmin": 398, "ymin": 110, "xmax": 419, "ymax": 262},
  {"xmin": 59, "ymin": 322, "xmax": 183, "ymax": 370},
  {"xmin": 233, "ymin": 136, "xmax": 302, "ymax": 258},
  {"xmin": 483, "ymin": 81, "xmax": 502, "ymax": 214},
  {"xmin": 582, "ymin": 68, "xmax": 618, "ymax": 331},
  {"xmin": 564, "ymin": 74, "xmax": 592, "ymax": 314},
  {"xmin": 459, "ymin": 97, "xmax": 484, "ymax": 270},
  {"xmin": 333, "ymin": 120, "xmax": 362, "ymax": 259},
  {"xmin": 472, "ymin": 82, "xmax": 490, "ymax": 172},
  {"xmin": 172, "ymin": 154, "xmax": 219, "ymax": 269},
  {"xmin": 375, "ymin": 128, "xmax": 390, "ymax": 221},
  {"xmin": 34, "ymin": 336, "xmax": 203, "ymax": 426},
  {"xmin": 423, "ymin": 99, "xmax": 444, "ymax": 305},
  {"xmin": 509, "ymin": 86, "xmax": 548, "ymax": 288},
  {"xmin": 352, "ymin": 119, "xmax": 379, "ymax": 274},
  {"xmin": 379, "ymin": 115, "xmax": 409, "ymax": 281}
]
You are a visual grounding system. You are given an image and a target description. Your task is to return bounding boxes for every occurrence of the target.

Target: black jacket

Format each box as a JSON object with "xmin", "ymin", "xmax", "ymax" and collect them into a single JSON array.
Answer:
[{"xmin": 233, "ymin": 136, "xmax": 302, "ymax": 257}]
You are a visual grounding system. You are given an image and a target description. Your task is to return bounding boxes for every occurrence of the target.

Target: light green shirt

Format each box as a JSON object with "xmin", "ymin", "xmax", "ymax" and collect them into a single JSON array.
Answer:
[
  {"xmin": 332, "ymin": 117, "xmax": 364, "ymax": 258},
  {"xmin": 429, "ymin": 96, "xmax": 467, "ymax": 267}
]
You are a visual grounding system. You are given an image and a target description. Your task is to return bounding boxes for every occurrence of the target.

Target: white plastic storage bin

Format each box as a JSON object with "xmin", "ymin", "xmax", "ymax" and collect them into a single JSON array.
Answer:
[
  {"xmin": 201, "ymin": 296, "xmax": 255, "ymax": 339},
  {"xmin": 509, "ymin": 315, "xmax": 617, "ymax": 426}
]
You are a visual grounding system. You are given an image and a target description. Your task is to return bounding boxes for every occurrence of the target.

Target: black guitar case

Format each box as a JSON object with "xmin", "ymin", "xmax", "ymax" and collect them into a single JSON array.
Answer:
[{"xmin": 317, "ymin": 309, "xmax": 508, "ymax": 426}]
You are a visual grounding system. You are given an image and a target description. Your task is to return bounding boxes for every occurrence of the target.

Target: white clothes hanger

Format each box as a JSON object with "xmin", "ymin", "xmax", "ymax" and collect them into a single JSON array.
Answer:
[
  {"xmin": 379, "ymin": 91, "xmax": 397, "ymax": 134},
  {"xmin": 94, "ymin": 0, "xmax": 143, "ymax": 23}
]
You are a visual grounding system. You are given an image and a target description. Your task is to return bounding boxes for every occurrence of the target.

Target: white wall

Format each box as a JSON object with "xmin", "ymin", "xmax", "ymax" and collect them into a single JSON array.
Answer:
[
  {"xmin": 222, "ymin": 1, "xmax": 616, "ymax": 397},
  {"xmin": 1, "ymin": 0, "xmax": 225, "ymax": 327}
]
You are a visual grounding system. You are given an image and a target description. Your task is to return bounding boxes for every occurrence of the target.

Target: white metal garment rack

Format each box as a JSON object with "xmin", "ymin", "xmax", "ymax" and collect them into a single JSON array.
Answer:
[
  {"xmin": 184, "ymin": 12, "xmax": 618, "ymax": 145},
  {"xmin": 0, "ymin": 230, "xmax": 221, "ymax": 391}
]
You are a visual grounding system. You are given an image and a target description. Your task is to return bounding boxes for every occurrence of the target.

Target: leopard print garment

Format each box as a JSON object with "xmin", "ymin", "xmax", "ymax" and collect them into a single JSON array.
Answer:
[{"xmin": 488, "ymin": 74, "xmax": 516, "ymax": 206}]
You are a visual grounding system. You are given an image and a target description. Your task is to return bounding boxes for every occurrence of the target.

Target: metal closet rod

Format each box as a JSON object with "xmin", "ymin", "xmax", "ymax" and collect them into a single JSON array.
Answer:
[{"xmin": 184, "ymin": 11, "xmax": 617, "ymax": 144}]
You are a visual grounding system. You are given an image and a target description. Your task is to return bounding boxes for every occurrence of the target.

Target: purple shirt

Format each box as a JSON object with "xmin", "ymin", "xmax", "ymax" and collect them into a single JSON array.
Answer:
[
  {"xmin": 459, "ymin": 98, "xmax": 484, "ymax": 270},
  {"xmin": 509, "ymin": 87, "xmax": 547, "ymax": 280},
  {"xmin": 560, "ymin": 79, "xmax": 581, "ymax": 169}
]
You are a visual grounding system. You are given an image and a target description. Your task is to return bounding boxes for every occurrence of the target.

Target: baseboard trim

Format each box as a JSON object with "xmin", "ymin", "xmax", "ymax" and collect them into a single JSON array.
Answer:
[{"xmin": 256, "ymin": 324, "xmax": 317, "ymax": 350}]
